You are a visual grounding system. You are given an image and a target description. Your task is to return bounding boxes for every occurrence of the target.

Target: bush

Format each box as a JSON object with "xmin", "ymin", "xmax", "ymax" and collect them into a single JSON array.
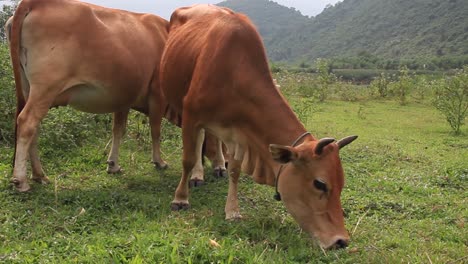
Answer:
[
  {"xmin": 39, "ymin": 108, "xmax": 112, "ymax": 156},
  {"xmin": 315, "ymin": 58, "xmax": 336, "ymax": 102},
  {"xmin": 0, "ymin": 43, "xmax": 15, "ymax": 145},
  {"xmin": 270, "ymin": 63, "xmax": 283, "ymax": 73},
  {"xmin": 369, "ymin": 72, "xmax": 390, "ymax": 98},
  {"xmin": 432, "ymin": 67, "xmax": 468, "ymax": 135},
  {"xmin": 394, "ymin": 65, "xmax": 413, "ymax": 105},
  {"xmin": 291, "ymin": 97, "xmax": 317, "ymax": 126},
  {"xmin": 335, "ymin": 82, "xmax": 367, "ymax": 102}
]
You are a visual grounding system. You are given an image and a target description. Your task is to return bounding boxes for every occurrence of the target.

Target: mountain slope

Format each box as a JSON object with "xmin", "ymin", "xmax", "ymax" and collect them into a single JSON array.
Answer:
[
  {"xmin": 217, "ymin": 0, "xmax": 309, "ymax": 61},
  {"xmin": 218, "ymin": 0, "xmax": 468, "ymax": 63}
]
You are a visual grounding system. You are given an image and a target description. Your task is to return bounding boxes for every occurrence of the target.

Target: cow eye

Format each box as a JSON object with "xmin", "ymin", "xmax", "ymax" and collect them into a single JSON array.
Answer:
[{"xmin": 313, "ymin": 179, "xmax": 328, "ymax": 193}]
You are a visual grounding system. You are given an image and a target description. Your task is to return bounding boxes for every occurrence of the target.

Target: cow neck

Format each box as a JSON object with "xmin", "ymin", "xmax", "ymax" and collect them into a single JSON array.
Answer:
[
  {"xmin": 265, "ymin": 96, "xmax": 314, "ymax": 145},
  {"xmin": 241, "ymin": 82, "xmax": 315, "ymax": 186},
  {"xmin": 251, "ymin": 81, "xmax": 311, "ymax": 146}
]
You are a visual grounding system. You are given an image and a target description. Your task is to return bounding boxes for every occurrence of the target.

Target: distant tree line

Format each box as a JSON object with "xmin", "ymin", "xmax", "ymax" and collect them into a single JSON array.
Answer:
[{"xmin": 329, "ymin": 52, "xmax": 468, "ymax": 71}]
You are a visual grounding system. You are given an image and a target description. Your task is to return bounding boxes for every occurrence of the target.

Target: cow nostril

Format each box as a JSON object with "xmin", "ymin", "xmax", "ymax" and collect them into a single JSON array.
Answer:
[{"xmin": 335, "ymin": 239, "xmax": 348, "ymax": 249}]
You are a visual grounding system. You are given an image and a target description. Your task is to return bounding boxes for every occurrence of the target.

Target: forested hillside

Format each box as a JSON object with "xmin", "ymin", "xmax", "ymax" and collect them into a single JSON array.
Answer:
[
  {"xmin": 219, "ymin": 0, "xmax": 468, "ymax": 68},
  {"xmin": 217, "ymin": 0, "xmax": 309, "ymax": 61}
]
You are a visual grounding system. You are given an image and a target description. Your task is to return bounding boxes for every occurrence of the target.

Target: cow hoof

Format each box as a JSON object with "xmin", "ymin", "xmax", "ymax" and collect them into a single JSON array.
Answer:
[
  {"xmin": 189, "ymin": 179, "xmax": 204, "ymax": 188},
  {"xmin": 107, "ymin": 166, "xmax": 122, "ymax": 174},
  {"xmin": 32, "ymin": 176, "xmax": 50, "ymax": 185},
  {"xmin": 153, "ymin": 162, "xmax": 168, "ymax": 170},
  {"xmin": 214, "ymin": 168, "xmax": 227, "ymax": 178},
  {"xmin": 10, "ymin": 178, "xmax": 31, "ymax": 192},
  {"xmin": 225, "ymin": 212, "xmax": 243, "ymax": 220},
  {"xmin": 170, "ymin": 202, "xmax": 190, "ymax": 211}
]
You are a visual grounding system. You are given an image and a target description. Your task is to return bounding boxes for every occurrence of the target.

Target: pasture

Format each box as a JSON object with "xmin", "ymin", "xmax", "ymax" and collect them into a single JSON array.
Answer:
[{"xmin": 0, "ymin": 71, "xmax": 467, "ymax": 263}]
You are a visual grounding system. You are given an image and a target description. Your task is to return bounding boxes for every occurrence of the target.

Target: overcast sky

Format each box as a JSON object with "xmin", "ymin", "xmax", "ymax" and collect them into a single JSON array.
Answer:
[{"xmin": 77, "ymin": 0, "xmax": 343, "ymax": 19}]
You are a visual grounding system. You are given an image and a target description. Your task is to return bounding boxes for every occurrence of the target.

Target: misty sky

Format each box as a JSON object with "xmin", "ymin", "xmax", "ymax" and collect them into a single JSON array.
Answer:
[{"xmin": 78, "ymin": 0, "xmax": 343, "ymax": 19}]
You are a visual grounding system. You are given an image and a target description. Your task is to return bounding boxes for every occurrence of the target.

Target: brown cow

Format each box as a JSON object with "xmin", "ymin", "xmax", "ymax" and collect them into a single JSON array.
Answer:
[
  {"xmin": 161, "ymin": 7, "xmax": 358, "ymax": 249},
  {"xmin": 7, "ymin": 0, "xmax": 170, "ymax": 192}
]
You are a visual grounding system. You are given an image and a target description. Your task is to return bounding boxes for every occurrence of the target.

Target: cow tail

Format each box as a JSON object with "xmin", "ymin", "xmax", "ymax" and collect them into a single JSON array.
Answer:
[{"xmin": 9, "ymin": 0, "xmax": 31, "ymax": 167}]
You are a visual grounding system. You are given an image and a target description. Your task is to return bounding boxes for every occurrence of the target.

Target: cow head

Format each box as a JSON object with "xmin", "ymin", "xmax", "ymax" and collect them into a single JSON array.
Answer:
[{"xmin": 269, "ymin": 136, "xmax": 357, "ymax": 249}]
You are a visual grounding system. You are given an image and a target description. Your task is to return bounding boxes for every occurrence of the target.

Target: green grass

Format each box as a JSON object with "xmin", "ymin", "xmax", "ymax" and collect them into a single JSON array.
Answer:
[{"xmin": 0, "ymin": 91, "xmax": 467, "ymax": 262}]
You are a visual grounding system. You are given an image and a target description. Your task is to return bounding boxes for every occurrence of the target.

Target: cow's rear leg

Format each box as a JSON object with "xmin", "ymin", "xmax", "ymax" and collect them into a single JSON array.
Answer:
[
  {"xmin": 107, "ymin": 110, "xmax": 129, "ymax": 174},
  {"xmin": 171, "ymin": 122, "xmax": 202, "ymax": 210},
  {"xmin": 205, "ymin": 132, "xmax": 226, "ymax": 178},
  {"xmin": 148, "ymin": 97, "xmax": 168, "ymax": 170},
  {"xmin": 30, "ymin": 129, "xmax": 49, "ymax": 184},
  {"xmin": 12, "ymin": 99, "xmax": 50, "ymax": 192},
  {"xmin": 189, "ymin": 129, "xmax": 205, "ymax": 187},
  {"xmin": 213, "ymin": 139, "xmax": 227, "ymax": 178}
]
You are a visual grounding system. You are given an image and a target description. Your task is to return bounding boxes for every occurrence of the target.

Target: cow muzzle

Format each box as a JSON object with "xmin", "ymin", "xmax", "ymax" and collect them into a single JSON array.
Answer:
[{"xmin": 323, "ymin": 236, "xmax": 349, "ymax": 250}]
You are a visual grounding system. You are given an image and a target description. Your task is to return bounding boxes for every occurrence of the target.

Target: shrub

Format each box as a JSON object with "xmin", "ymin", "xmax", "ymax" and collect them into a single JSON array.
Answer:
[
  {"xmin": 394, "ymin": 65, "xmax": 413, "ymax": 105},
  {"xmin": 432, "ymin": 67, "xmax": 468, "ymax": 135},
  {"xmin": 39, "ymin": 108, "xmax": 111, "ymax": 156},
  {"xmin": 270, "ymin": 63, "xmax": 283, "ymax": 73},
  {"xmin": 370, "ymin": 72, "xmax": 390, "ymax": 98},
  {"xmin": 335, "ymin": 82, "xmax": 364, "ymax": 102},
  {"xmin": 315, "ymin": 58, "xmax": 336, "ymax": 102},
  {"xmin": 412, "ymin": 75, "xmax": 427, "ymax": 101},
  {"xmin": 291, "ymin": 97, "xmax": 317, "ymax": 126},
  {"xmin": 0, "ymin": 43, "xmax": 15, "ymax": 145}
]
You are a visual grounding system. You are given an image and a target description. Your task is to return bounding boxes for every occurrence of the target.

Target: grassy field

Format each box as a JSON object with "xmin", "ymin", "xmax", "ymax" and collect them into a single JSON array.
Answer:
[{"xmin": 0, "ymin": 80, "xmax": 467, "ymax": 263}]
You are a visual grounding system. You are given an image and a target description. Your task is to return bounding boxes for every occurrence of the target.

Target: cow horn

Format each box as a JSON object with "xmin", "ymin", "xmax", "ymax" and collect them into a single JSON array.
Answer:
[
  {"xmin": 337, "ymin": 135, "xmax": 358, "ymax": 149},
  {"xmin": 315, "ymin": 138, "xmax": 335, "ymax": 155}
]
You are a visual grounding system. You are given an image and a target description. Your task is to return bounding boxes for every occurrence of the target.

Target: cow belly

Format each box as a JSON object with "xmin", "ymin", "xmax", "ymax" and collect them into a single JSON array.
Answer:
[
  {"xmin": 206, "ymin": 125, "xmax": 245, "ymax": 160},
  {"xmin": 64, "ymin": 84, "xmax": 137, "ymax": 113}
]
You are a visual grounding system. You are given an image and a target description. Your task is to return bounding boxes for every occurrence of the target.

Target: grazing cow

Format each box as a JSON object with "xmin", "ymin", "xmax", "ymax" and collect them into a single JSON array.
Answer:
[
  {"xmin": 7, "ymin": 0, "xmax": 170, "ymax": 192},
  {"xmin": 161, "ymin": 8, "xmax": 358, "ymax": 249}
]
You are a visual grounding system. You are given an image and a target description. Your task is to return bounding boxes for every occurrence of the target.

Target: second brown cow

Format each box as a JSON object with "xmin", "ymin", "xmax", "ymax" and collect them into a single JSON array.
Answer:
[{"xmin": 161, "ymin": 5, "xmax": 358, "ymax": 249}]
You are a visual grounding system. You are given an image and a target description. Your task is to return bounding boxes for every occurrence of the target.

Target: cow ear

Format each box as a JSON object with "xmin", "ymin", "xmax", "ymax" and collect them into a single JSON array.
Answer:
[{"xmin": 269, "ymin": 144, "xmax": 298, "ymax": 164}]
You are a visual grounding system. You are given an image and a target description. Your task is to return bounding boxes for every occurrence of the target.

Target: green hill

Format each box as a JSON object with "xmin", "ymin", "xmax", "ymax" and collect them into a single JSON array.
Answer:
[
  {"xmin": 218, "ymin": 0, "xmax": 468, "ymax": 67},
  {"xmin": 216, "ymin": 0, "xmax": 309, "ymax": 61}
]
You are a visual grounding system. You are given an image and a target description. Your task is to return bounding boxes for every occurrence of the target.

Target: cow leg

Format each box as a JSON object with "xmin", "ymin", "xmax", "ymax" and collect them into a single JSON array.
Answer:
[
  {"xmin": 148, "ymin": 97, "xmax": 168, "ymax": 170},
  {"xmin": 189, "ymin": 129, "xmax": 205, "ymax": 187},
  {"xmin": 12, "ymin": 98, "xmax": 50, "ymax": 192},
  {"xmin": 29, "ymin": 129, "xmax": 49, "ymax": 184},
  {"xmin": 171, "ymin": 123, "xmax": 203, "ymax": 210},
  {"xmin": 225, "ymin": 143, "xmax": 244, "ymax": 220},
  {"xmin": 106, "ymin": 110, "xmax": 129, "ymax": 173},
  {"xmin": 213, "ymin": 139, "xmax": 227, "ymax": 178},
  {"xmin": 225, "ymin": 158, "xmax": 242, "ymax": 220}
]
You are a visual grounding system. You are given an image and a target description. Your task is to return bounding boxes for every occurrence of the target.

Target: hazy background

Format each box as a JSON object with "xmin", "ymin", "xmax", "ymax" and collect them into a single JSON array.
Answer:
[{"xmin": 79, "ymin": 0, "xmax": 342, "ymax": 18}]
